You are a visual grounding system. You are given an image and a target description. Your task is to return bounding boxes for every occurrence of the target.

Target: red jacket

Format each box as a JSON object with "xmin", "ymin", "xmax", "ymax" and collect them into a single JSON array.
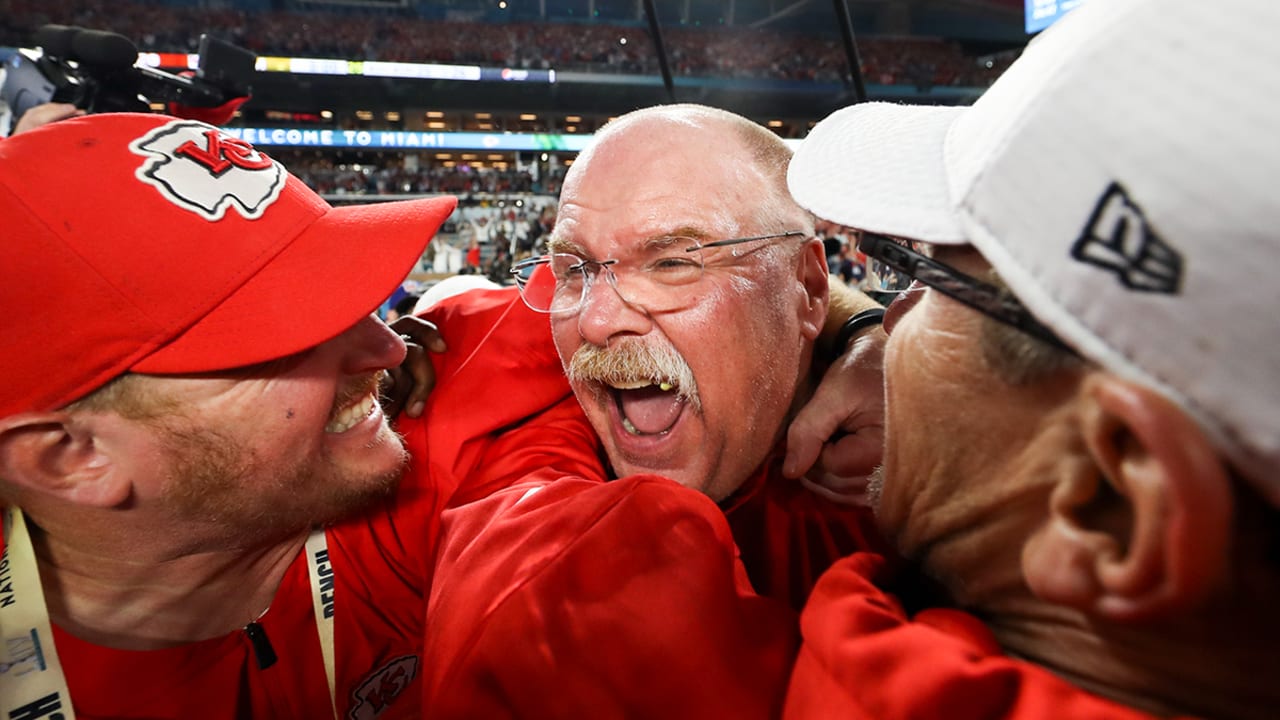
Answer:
[
  {"xmin": 723, "ymin": 458, "xmax": 891, "ymax": 611},
  {"xmin": 422, "ymin": 474, "xmax": 800, "ymax": 719},
  {"xmin": 24, "ymin": 287, "xmax": 604, "ymax": 719},
  {"xmin": 426, "ymin": 287, "xmax": 889, "ymax": 610},
  {"xmin": 785, "ymin": 553, "xmax": 1184, "ymax": 720},
  {"xmin": 410, "ymin": 289, "xmax": 889, "ymax": 717},
  {"xmin": 412, "ymin": 290, "xmax": 802, "ymax": 717},
  {"xmin": 405, "ymin": 284, "xmax": 607, "ymax": 505},
  {"xmin": 53, "ymin": 487, "xmax": 434, "ymax": 719}
]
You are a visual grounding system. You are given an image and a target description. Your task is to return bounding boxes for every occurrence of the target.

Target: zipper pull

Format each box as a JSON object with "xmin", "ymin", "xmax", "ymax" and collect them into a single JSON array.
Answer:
[{"xmin": 244, "ymin": 621, "xmax": 278, "ymax": 670}]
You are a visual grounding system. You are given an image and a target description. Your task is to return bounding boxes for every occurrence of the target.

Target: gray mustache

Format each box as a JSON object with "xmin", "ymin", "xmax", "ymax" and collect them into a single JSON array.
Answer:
[{"xmin": 567, "ymin": 341, "xmax": 701, "ymax": 410}]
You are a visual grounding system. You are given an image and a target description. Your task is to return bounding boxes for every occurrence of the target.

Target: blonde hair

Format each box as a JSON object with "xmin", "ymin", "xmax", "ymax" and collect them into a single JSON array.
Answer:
[
  {"xmin": 64, "ymin": 373, "xmax": 178, "ymax": 419},
  {"xmin": 976, "ymin": 269, "xmax": 1083, "ymax": 385}
]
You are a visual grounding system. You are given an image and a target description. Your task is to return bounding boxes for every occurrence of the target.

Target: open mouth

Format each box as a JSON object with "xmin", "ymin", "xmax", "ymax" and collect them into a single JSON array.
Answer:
[
  {"xmin": 325, "ymin": 391, "xmax": 377, "ymax": 433},
  {"xmin": 610, "ymin": 379, "xmax": 687, "ymax": 436}
]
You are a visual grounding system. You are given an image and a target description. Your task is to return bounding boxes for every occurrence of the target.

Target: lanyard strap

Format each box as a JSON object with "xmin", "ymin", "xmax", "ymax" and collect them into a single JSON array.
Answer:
[
  {"xmin": 305, "ymin": 527, "xmax": 340, "ymax": 720},
  {"xmin": 0, "ymin": 510, "xmax": 340, "ymax": 720},
  {"xmin": 0, "ymin": 508, "xmax": 77, "ymax": 720}
]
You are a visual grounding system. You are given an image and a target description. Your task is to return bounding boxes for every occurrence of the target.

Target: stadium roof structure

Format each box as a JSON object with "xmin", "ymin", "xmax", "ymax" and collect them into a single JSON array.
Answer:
[{"xmin": 240, "ymin": 0, "xmax": 1027, "ymax": 120}]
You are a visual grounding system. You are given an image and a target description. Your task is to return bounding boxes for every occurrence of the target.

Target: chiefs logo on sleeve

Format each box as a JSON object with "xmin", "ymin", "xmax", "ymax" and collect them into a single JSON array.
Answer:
[
  {"xmin": 129, "ymin": 120, "xmax": 286, "ymax": 222},
  {"xmin": 348, "ymin": 655, "xmax": 419, "ymax": 720}
]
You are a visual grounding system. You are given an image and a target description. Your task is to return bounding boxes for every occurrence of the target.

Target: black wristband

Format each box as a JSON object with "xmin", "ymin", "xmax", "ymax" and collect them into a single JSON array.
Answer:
[{"xmin": 833, "ymin": 307, "xmax": 886, "ymax": 359}]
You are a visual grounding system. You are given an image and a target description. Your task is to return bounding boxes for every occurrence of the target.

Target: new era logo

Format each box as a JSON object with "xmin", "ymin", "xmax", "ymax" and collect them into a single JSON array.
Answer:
[
  {"xmin": 1070, "ymin": 182, "xmax": 1182, "ymax": 294},
  {"xmin": 129, "ymin": 120, "xmax": 286, "ymax": 221}
]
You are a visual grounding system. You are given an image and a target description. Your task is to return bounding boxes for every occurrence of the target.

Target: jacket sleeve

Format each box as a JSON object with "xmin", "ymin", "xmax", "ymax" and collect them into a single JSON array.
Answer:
[
  {"xmin": 396, "ymin": 286, "xmax": 600, "ymax": 505},
  {"xmin": 785, "ymin": 553, "xmax": 1171, "ymax": 720},
  {"xmin": 422, "ymin": 475, "xmax": 800, "ymax": 720}
]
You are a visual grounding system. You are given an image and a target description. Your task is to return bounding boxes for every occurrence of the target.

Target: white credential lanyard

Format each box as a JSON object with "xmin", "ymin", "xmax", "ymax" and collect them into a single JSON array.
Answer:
[
  {"xmin": 0, "ymin": 510, "xmax": 339, "ymax": 720},
  {"xmin": 304, "ymin": 526, "xmax": 340, "ymax": 720},
  {"xmin": 0, "ymin": 507, "xmax": 77, "ymax": 720}
]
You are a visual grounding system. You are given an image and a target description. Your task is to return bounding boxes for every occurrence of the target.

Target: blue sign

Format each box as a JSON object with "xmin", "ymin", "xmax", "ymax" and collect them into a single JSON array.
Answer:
[
  {"xmin": 223, "ymin": 127, "xmax": 594, "ymax": 151},
  {"xmin": 1025, "ymin": 0, "xmax": 1085, "ymax": 34},
  {"xmin": 221, "ymin": 129, "xmax": 801, "ymax": 153}
]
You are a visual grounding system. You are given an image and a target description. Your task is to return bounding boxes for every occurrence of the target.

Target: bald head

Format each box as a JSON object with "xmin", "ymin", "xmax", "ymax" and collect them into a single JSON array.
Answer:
[
  {"xmin": 548, "ymin": 103, "xmax": 828, "ymax": 501},
  {"xmin": 562, "ymin": 104, "xmax": 810, "ymax": 239}
]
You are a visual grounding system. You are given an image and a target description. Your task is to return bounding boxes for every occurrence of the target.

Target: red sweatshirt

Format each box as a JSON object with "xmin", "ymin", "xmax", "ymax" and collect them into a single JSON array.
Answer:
[
  {"xmin": 409, "ymin": 289, "xmax": 890, "ymax": 718},
  {"xmin": 421, "ymin": 474, "xmax": 800, "ymax": 719},
  {"xmin": 785, "ymin": 553, "xmax": 1187, "ymax": 720},
  {"xmin": 426, "ymin": 286, "xmax": 890, "ymax": 610},
  {"xmin": 18, "ymin": 287, "xmax": 604, "ymax": 719}
]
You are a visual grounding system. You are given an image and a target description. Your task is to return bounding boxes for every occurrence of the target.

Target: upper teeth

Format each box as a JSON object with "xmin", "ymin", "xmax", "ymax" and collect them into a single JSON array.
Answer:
[
  {"xmin": 326, "ymin": 393, "xmax": 376, "ymax": 433},
  {"xmin": 608, "ymin": 380, "xmax": 677, "ymax": 392}
]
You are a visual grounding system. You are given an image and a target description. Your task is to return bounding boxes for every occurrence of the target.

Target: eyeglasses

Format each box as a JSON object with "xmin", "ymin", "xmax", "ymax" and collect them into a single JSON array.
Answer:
[
  {"xmin": 857, "ymin": 232, "xmax": 1075, "ymax": 353},
  {"xmin": 511, "ymin": 231, "xmax": 807, "ymax": 314}
]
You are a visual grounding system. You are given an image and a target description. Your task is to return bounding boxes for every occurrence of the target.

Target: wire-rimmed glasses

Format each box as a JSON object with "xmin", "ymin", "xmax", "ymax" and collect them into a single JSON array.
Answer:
[{"xmin": 511, "ymin": 231, "xmax": 807, "ymax": 314}]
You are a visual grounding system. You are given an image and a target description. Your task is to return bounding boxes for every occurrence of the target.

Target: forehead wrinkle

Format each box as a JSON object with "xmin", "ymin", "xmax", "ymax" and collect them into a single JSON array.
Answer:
[
  {"xmin": 645, "ymin": 227, "xmax": 713, "ymax": 249},
  {"xmin": 556, "ymin": 130, "xmax": 770, "ymax": 257},
  {"xmin": 548, "ymin": 227, "xmax": 717, "ymax": 261}
]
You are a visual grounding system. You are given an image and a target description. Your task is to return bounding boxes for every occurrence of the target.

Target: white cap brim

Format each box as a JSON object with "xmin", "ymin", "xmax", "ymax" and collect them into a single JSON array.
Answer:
[{"xmin": 787, "ymin": 102, "xmax": 970, "ymax": 245}]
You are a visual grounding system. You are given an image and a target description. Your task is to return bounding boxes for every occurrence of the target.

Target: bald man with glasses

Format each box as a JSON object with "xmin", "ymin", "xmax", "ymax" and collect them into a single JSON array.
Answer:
[
  {"xmin": 509, "ymin": 104, "xmax": 894, "ymax": 611},
  {"xmin": 409, "ymin": 104, "xmax": 895, "ymax": 716}
]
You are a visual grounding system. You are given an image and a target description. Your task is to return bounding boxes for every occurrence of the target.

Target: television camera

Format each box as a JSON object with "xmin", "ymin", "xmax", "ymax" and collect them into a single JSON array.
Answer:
[{"xmin": 1, "ymin": 24, "xmax": 257, "ymax": 134}]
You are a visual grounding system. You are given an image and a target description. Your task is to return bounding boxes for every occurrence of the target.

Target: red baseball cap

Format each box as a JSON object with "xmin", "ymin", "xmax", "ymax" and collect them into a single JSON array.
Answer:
[{"xmin": 0, "ymin": 113, "xmax": 457, "ymax": 416}]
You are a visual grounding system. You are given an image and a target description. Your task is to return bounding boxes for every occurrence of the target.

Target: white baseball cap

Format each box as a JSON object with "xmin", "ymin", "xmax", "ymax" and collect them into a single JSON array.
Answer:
[{"xmin": 788, "ymin": 0, "xmax": 1280, "ymax": 503}]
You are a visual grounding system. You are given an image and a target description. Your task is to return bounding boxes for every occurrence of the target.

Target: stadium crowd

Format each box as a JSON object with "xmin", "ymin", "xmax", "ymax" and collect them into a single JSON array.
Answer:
[
  {"xmin": 2, "ymin": 1, "xmax": 1277, "ymax": 719},
  {"xmin": 1, "ymin": 0, "xmax": 1015, "ymax": 87},
  {"xmin": 273, "ymin": 151, "xmax": 566, "ymax": 197}
]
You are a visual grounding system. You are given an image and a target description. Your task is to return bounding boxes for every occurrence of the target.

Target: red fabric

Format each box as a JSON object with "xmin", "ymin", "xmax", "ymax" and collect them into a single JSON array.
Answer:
[
  {"xmin": 723, "ymin": 458, "xmax": 894, "ymax": 611},
  {"xmin": 0, "ymin": 114, "xmax": 455, "ymax": 416},
  {"xmin": 57, "ymin": 490, "xmax": 434, "ymax": 719},
  {"xmin": 422, "ymin": 287, "xmax": 889, "ymax": 610},
  {"xmin": 413, "ymin": 290, "xmax": 800, "ymax": 718},
  {"xmin": 408, "ymin": 286, "xmax": 607, "ymax": 505},
  {"xmin": 784, "ymin": 553, "xmax": 1182, "ymax": 720},
  {"xmin": 421, "ymin": 475, "xmax": 800, "ymax": 719},
  {"xmin": 24, "ymin": 286, "xmax": 597, "ymax": 719},
  {"xmin": 166, "ymin": 94, "xmax": 251, "ymax": 126},
  {"xmin": 408, "ymin": 288, "xmax": 887, "ymax": 717}
]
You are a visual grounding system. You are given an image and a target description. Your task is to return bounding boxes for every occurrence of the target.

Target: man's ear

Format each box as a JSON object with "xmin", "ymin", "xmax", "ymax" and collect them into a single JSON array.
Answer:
[
  {"xmin": 1022, "ymin": 374, "xmax": 1232, "ymax": 622},
  {"xmin": 0, "ymin": 412, "xmax": 129, "ymax": 508},
  {"xmin": 796, "ymin": 239, "xmax": 829, "ymax": 341}
]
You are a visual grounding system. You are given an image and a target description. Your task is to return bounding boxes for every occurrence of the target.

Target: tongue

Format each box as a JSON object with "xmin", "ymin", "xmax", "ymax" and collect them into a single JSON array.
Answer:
[{"xmin": 618, "ymin": 386, "xmax": 684, "ymax": 435}]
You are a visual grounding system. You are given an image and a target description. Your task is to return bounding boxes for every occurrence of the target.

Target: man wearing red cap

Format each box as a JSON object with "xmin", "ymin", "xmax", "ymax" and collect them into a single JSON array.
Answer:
[{"xmin": 0, "ymin": 113, "xmax": 796, "ymax": 719}]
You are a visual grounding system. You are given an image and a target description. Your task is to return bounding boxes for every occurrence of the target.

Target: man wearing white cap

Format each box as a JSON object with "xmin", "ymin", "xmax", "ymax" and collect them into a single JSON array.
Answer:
[{"xmin": 784, "ymin": 0, "xmax": 1280, "ymax": 717}]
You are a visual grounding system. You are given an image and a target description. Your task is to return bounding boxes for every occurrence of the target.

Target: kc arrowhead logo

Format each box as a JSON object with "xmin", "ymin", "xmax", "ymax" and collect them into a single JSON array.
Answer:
[{"xmin": 130, "ymin": 120, "xmax": 286, "ymax": 221}]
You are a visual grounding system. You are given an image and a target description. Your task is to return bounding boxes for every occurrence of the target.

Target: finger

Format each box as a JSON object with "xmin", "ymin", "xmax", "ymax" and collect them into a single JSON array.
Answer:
[
  {"xmin": 798, "ymin": 474, "xmax": 873, "ymax": 506},
  {"xmin": 390, "ymin": 315, "xmax": 447, "ymax": 353},
  {"xmin": 401, "ymin": 344, "xmax": 436, "ymax": 418},
  {"xmin": 783, "ymin": 390, "xmax": 848, "ymax": 478},
  {"xmin": 379, "ymin": 367, "xmax": 407, "ymax": 418},
  {"xmin": 818, "ymin": 426, "xmax": 884, "ymax": 479}
]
